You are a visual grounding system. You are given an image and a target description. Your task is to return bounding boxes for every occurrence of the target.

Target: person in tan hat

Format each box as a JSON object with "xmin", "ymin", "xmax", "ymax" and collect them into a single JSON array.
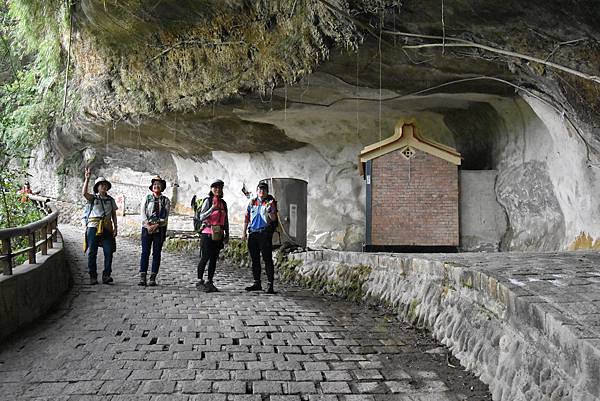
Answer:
[
  {"xmin": 138, "ymin": 175, "xmax": 171, "ymax": 286},
  {"xmin": 82, "ymin": 167, "xmax": 118, "ymax": 285}
]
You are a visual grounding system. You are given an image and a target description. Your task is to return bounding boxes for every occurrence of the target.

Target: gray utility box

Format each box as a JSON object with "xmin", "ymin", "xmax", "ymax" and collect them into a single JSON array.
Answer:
[{"xmin": 261, "ymin": 178, "xmax": 307, "ymax": 248}]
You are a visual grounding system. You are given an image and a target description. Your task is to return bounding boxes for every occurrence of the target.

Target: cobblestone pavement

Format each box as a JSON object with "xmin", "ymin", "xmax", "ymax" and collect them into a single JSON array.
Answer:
[{"xmin": 0, "ymin": 226, "xmax": 491, "ymax": 400}]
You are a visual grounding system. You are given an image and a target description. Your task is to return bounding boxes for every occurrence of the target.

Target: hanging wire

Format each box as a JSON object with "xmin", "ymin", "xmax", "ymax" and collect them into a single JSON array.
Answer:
[
  {"xmin": 408, "ymin": 154, "xmax": 411, "ymax": 186},
  {"xmin": 113, "ymin": 120, "xmax": 117, "ymax": 148},
  {"xmin": 299, "ymin": 76, "xmax": 310, "ymax": 103},
  {"xmin": 393, "ymin": 1, "xmax": 396, "ymax": 47},
  {"xmin": 137, "ymin": 123, "xmax": 142, "ymax": 147},
  {"xmin": 284, "ymin": 83, "xmax": 287, "ymax": 121},
  {"xmin": 356, "ymin": 46, "xmax": 359, "ymax": 138},
  {"xmin": 174, "ymin": 113, "xmax": 177, "ymax": 141},
  {"xmin": 378, "ymin": 4, "xmax": 383, "ymax": 146},
  {"xmin": 441, "ymin": 0, "xmax": 446, "ymax": 54}
]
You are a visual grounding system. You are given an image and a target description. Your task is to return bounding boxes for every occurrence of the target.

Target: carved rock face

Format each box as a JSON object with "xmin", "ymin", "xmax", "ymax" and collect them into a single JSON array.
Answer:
[{"xmin": 32, "ymin": 1, "xmax": 600, "ymax": 250}]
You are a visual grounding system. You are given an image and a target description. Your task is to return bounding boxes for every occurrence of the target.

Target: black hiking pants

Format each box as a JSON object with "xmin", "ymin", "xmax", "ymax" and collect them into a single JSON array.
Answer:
[
  {"xmin": 197, "ymin": 233, "xmax": 223, "ymax": 283},
  {"xmin": 248, "ymin": 230, "xmax": 274, "ymax": 285}
]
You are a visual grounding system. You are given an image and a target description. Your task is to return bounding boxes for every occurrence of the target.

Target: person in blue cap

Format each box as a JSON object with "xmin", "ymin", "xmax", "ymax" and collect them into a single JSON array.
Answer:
[{"xmin": 242, "ymin": 180, "xmax": 278, "ymax": 294}]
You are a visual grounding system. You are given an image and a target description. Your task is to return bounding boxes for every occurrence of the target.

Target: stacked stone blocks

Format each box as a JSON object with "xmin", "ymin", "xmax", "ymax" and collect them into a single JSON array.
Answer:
[{"xmin": 288, "ymin": 250, "xmax": 600, "ymax": 401}]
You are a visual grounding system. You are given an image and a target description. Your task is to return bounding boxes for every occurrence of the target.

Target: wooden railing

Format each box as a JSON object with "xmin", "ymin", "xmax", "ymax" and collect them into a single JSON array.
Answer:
[
  {"xmin": 0, "ymin": 196, "xmax": 59, "ymax": 276},
  {"xmin": 27, "ymin": 194, "xmax": 53, "ymax": 214}
]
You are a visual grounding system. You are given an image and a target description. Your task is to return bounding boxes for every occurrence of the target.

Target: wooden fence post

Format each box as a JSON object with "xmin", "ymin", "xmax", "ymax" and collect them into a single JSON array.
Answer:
[
  {"xmin": 41, "ymin": 226, "xmax": 48, "ymax": 255},
  {"xmin": 28, "ymin": 232, "xmax": 36, "ymax": 264},
  {"xmin": 48, "ymin": 220, "xmax": 54, "ymax": 249},
  {"xmin": 52, "ymin": 220, "xmax": 58, "ymax": 242},
  {"xmin": 1, "ymin": 238, "xmax": 13, "ymax": 275}
]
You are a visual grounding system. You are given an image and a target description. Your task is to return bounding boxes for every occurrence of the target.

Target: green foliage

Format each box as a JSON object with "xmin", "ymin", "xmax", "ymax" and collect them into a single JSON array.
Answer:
[
  {"xmin": 74, "ymin": 0, "xmax": 360, "ymax": 119},
  {"xmin": 275, "ymin": 249, "xmax": 303, "ymax": 282},
  {"xmin": 407, "ymin": 299, "xmax": 421, "ymax": 324},
  {"xmin": 0, "ymin": 0, "xmax": 70, "ymax": 154},
  {"xmin": 0, "ymin": 68, "xmax": 61, "ymax": 151},
  {"xmin": 0, "ymin": 173, "xmax": 42, "ymax": 229},
  {"xmin": 0, "ymin": 148, "xmax": 44, "ymax": 272},
  {"xmin": 163, "ymin": 237, "xmax": 201, "ymax": 253},
  {"xmin": 223, "ymin": 238, "xmax": 249, "ymax": 267},
  {"xmin": 332, "ymin": 264, "xmax": 372, "ymax": 302},
  {"xmin": 276, "ymin": 252, "xmax": 373, "ymax": 303},
  {"xmin": 0, "ymin": 149, "xmax": 43, "ymax": 229}
]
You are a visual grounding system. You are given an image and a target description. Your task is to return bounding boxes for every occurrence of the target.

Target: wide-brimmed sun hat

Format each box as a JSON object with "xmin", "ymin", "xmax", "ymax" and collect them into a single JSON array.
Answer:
[
  {"xmin": 149, "ymin": 175, "xmax": 167, "ymax": 191},
  {"xmin": 93, "ymin": 177, "xmax": 112, "ymax": 193},
  {"xmin": 210, "ymin": 179, "xmax": 225, "ymax": 188}
]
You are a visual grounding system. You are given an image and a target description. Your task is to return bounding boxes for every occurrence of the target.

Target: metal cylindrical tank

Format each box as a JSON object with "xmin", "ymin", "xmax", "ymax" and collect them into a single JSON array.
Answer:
[{"xmin": 261, "ymin": 177, "xmax": 307, "ymax": 248}]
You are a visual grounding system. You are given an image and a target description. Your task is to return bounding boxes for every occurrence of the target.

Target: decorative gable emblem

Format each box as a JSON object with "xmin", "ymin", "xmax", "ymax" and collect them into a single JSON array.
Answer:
[{"xmin": 401, "ymin": 146, "xmax": 415, "ymax": 159}]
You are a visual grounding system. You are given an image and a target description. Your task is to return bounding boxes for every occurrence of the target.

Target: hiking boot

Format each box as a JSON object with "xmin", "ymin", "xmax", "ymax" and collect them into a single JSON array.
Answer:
[
  {"xmin": 195, "ymin": 279, "xmax": 205, "ymax": 289},
  {"xmin": 245, "ymin": 282, "xmax": 262, "ymax": 291},
  {"xmin": 205, "ymin": 281, "xmax": 219, "ymax": 293},
  {"xmin": 266, "ymin": 283, "xmax": 276, "ymax": 294},
  {"xmin": 102, "ymin": 273, "xmax": 113, "ymax": 284},
  {"xmin": 148, "ymin": 273, "xmax": 157, "ymax": 287},
  {"xmin": 138, "ymin": 273, "xmax": 147, "ymax": 286},
  {"xmin": 89, "ymin": 273, "xmax": 98, "ymax": 285}
]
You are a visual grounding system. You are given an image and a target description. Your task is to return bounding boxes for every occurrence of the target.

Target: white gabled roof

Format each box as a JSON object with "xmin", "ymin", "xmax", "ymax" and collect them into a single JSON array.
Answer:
[{"xmin": 359, "ymin": 118, "xmax": 461, "ymax": 176}]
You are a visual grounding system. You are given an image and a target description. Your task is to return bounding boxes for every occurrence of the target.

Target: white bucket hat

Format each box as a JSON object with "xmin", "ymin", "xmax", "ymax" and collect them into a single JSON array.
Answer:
[{"xmin": 93, "ymin": 177, "xmax": 112, "ymax": 193}]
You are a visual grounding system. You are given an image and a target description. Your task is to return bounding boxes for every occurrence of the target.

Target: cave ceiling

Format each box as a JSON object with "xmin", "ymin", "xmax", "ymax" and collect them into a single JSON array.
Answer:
[{"xmin": 66, "ymin": 0, "xmax": 600, "ymax": 157}]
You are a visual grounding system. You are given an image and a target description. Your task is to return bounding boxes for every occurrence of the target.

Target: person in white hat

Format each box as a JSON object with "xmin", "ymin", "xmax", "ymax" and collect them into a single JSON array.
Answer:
[
  {"xmin": 82, "ymin": 167, "xmax": 118, "ymax": 285},
  {"xmin": 138, "ymin": 175, "xmax": 171, "ymax": 287}
]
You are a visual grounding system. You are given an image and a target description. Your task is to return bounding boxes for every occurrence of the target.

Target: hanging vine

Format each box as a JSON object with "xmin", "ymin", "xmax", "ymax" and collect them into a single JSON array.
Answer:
[{"xmin": 0, "ymin": 0, "xmax": 71, "ymax": 154}]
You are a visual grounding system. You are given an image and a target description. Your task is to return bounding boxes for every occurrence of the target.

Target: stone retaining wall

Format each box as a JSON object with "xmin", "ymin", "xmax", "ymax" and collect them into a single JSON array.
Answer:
[
  {"xmin": 0, "ymin": 234, "xmax": 68, "ymax": 341},
  {"xmin": 286, "ymin": 250, "xmax": 597, "ymax": 401}
]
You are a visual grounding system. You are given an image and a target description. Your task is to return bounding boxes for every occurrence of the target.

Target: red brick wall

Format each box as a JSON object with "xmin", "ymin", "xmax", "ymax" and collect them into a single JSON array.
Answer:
[{"xmin": 370, "ymin": 149, "xmax": 459, "ymax": 246}]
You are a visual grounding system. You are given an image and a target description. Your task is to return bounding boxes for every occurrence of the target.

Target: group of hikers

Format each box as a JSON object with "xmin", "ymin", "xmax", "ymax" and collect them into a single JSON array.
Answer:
[{"xmin": 81, "ymin": 168, "xmax": 278, "ymax": 294}]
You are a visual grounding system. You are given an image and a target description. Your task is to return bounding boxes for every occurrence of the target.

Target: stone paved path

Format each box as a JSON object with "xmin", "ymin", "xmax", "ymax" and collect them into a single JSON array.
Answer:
[{"xmin": 0, "ymin": 226, "xmax": 491, "ymax": 400}]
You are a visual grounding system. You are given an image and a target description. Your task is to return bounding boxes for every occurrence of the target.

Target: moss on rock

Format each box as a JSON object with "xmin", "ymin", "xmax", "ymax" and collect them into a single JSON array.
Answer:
[
  {"xmin": 223, "ymin": 238, "xmax": 249, "ymax": 267},
  {"xmin": 163, "ymin": 237, "xmax": 201, "ymax": 253},
  {"xmin": 72, "ymin": 0, "xmax": 359, "ymax": 119},
  {"xmin": 276, "ymin": 252, "xmax": 372, "ymax": 303}
]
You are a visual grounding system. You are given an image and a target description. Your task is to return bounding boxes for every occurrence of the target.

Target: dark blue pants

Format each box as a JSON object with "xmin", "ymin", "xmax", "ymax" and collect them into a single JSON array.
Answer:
[
  {"xmin": 248, "ymin": 230, "xmax": 274, "ymax": 285},
  {"xmin": 140, "ymin": 227, "xmax": 166, "ymax": 274},
  {"xmin": 86, "ymin": 227, "xmax": 114, "ymax": 276}
]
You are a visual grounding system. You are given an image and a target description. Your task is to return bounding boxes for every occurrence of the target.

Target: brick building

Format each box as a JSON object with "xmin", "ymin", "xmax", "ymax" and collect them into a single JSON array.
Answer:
[{"xmin": 359, "ymin": 119, "xmax": 461, "ymax": 251}]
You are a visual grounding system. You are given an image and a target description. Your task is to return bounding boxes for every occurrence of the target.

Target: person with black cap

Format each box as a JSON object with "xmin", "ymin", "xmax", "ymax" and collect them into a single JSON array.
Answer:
[
  {"xmin": 242, "ymin": 180, "xmax": 278, "ymax": 294},
  {"xmin": 139, "ymin": 175, "xmax": 171, "ymax": 286},
  {"xmin": 82, "ymin": 167, "xmax": 119, "ymax": 285},
  {"xmin": 192, "ymin": 179, "xmax": 229, "ymax": 292}
]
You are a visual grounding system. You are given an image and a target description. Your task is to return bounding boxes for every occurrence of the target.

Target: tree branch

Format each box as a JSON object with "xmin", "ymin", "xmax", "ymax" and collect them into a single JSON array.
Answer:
[
  {"xmin": 383, "ymin": 30, "xmax": 600, "ymax": 84},
  {"xmin": 269, "ymin": 74, "xmax": 596, "ymax": 165},
  {"xmin": 544, "ymin": 38, "xmax": 587, "ymax": 62}
]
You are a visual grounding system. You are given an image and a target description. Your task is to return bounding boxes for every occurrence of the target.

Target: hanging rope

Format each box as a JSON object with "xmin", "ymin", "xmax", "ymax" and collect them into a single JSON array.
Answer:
[
  {"xmin": 284, "ymin": 83, "xmax": 287, "ymax": 121},
  {"xmin": 378, "ymin": 5, "xmax": 383, "ymax": 146},
  {"xmin": 61, "ymin": 0, "xmax": 73, "ymax": 117},
  {"xmin": 356, "ymin": 46, "xmax": 359, "ymax": 138},
  {"xmin": 441, "ymin": 0, "xmax": 446, "ymax": 55},
  {"xmin": 408, "ymin": 154, "xmax": 411, "ymax": 186}
]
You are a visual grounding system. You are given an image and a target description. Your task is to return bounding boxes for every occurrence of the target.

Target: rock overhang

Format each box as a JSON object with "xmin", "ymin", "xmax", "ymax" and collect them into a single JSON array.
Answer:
[{"xmin": 25, "ymin": 0, "xmax": 600, "ymax": 251}]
